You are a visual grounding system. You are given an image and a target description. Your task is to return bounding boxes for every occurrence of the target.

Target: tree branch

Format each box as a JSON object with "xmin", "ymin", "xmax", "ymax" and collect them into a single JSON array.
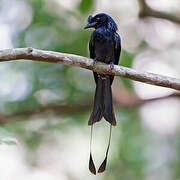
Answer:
[
  {"xmin": 138, "ymin": 0, "xmax": 180, "ymax": 25},
  {"xmin": 0, "ymin": 103, "xmax": 92, "ymax": 124},
  {"xmin": 0, "ymin": 93, "xmax": 179, "ymax": 124},
  {"xmin": 113, "ymin": 91, "xmax": 180, "ymax": 107},
  {"xmin": 0, "ymin": 47, "xmax": 180, "ymax": 91}
]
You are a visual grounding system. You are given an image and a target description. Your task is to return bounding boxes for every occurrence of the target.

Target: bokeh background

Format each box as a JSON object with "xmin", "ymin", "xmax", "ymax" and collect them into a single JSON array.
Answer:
[{"xmin": 0, "ymin": 0, "xmax": 180, "ymax": 179}]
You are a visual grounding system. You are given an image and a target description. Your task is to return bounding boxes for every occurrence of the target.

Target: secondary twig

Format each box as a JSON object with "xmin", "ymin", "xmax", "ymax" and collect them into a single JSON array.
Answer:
[
  {"xmin": 0, "ymin": 47, "xmax": 180, "ymax": 91},
  {"xmin": 0, "ymin": 93, "xmax": 179, "ymax": 124},
  {"xmin": 138, "ymin": 0, "xmax": 180, "ymax": 25},
  {"xmin": 0, "ymin": 103, "xmax": 91, "ymax": 124}
]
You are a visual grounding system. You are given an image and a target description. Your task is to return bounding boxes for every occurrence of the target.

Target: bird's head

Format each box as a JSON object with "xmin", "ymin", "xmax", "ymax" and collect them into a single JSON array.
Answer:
[{"xmin": 84, "ymin": 13, "xmax": 118, "ymax": 32}]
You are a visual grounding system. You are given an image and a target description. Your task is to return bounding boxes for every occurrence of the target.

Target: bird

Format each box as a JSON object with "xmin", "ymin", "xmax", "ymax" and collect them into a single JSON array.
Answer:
[{"xmin": 84, "ymin": 13, "xmax": 121, "ymax": 174}]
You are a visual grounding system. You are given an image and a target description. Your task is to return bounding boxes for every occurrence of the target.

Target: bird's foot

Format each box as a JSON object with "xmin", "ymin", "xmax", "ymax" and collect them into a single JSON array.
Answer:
[
  {"xmin": 109, "ymin": 62, "xmax": 114, "ymax": 70},
  {"xmin": 93, "ymin": 59, "xmax": 97, "ymax": 67}
]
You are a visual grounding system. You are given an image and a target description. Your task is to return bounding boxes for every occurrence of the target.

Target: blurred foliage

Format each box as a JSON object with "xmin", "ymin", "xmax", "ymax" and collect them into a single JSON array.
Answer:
[
  {"xmin": 119, "ymin": 50, "xmax": 134, "ymax": 90},
  {"xmin": 110, "ymin": 107, "xmax": 146, "ymax": 180},
  {"xmin": 78, "ymin": 0, "xmax": 94, "ymax": 14},
  {"xmin": 1, "ymin": 0, "xmax": 178, "ymax": 180},
  {"xmin": 0, "ymin": 127, "xmax": 16, "ymax": 145},
  {"xmin": 0, "ymin": 0, "xmax": 144, "ymax": 179}
]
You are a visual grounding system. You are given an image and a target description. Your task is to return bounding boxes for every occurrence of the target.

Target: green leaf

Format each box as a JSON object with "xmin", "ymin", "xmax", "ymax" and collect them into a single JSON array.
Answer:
[
  {"xmin": 0, "ymin": 127, "xmax": 16, "ymax": 145},
  {"xmin": 0, "ymin": 127, "xmax": 13, "ymax": 138},
  {"xmin": 119, "ymin": 50, "xmax": 135, "ymax": 90},
  {"xmin": 78, "ymin": 0, "xmax": 94, "ymax": 14},
  {"xmin": 2, "ymin": 139, "xmax": 17, "ymax": 145},
  {"xmin": 120, "ymin": 50, "xmax": 134, "ymax": 68}
]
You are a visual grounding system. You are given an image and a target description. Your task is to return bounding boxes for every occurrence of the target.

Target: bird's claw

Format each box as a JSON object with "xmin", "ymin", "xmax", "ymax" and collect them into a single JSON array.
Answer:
[
  {"xmin": 93, "ymin": 59, "xmax": 97, "ymax": 67},
  {"xmin": 109, "ymin": 63, "xmax": 114, "ymax": 70}
]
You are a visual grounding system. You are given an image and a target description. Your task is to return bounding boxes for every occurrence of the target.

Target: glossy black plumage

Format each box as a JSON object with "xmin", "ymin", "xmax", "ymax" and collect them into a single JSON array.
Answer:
[
  {"xmin": 85, "ymin": 13, "xmax": 121, "ymax": 174},
  {"xmin": 85, "ymin": 13, "xmax": 121, "ymax": 126}
]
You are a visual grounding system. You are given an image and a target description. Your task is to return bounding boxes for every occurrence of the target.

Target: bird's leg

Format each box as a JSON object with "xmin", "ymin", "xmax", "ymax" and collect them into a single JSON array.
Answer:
[{"xmin": 109, "ymin": 62, "xmax": 114, "ymax": 70}]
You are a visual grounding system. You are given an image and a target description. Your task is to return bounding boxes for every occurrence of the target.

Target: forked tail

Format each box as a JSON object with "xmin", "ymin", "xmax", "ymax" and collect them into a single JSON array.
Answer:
[
  {"xmin": 88, "ymin": 75, "xmax": 116, "ymax": 126},
  {"xmin": 88, "ymin": 75, "xmax": 116, "ymax": 174}
]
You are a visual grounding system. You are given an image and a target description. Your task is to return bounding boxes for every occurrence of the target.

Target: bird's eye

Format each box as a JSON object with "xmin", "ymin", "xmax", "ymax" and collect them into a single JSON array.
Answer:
[{"xmin": 88, "ymin": 15, "xmax": 93, "ymax": 22}]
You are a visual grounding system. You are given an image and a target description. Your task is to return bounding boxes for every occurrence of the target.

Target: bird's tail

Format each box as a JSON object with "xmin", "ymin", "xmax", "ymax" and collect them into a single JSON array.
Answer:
[
  {"xmin": 88, "ymin": 75, "xmax": 116, "ymax": 174},
  {"xmin": 88, "ymin": 75, "xmax": 116, "ymax": 126}
]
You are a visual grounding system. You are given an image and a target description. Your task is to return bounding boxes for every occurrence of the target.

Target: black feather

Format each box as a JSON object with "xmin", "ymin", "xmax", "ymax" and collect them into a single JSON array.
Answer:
[
  {"xmin": 85, "ymin": 13, "xmax": 121, "ymax": 174},
  {"xmin": 87, "ymin": 13, "xmax": 121, "ymax": 125}
]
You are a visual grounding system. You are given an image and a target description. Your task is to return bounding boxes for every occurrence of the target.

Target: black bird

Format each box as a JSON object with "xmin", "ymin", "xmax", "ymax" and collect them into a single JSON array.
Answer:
[{"xmin": 84, "ymin": 13, "xmax": 121, "ymax": 174}]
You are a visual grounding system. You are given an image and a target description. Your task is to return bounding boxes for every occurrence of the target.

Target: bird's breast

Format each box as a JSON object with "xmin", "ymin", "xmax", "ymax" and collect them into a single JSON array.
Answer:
[{"xmin": 94, "ymin": 31, "xmax": 114, "ymax": 63}]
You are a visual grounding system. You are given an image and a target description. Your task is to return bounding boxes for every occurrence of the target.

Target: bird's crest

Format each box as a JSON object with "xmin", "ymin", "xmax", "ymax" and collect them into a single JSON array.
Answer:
[
  {"xmin": 86, "ymin": 13, "xmax": 118, "ymax": 32},
  {"xmin": 106, "ymin": 14, "xmax": 118, "ymax": 32}
]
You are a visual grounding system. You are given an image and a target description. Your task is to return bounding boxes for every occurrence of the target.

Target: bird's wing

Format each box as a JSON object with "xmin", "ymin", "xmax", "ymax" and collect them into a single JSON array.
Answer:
[
  {"xmin": 114, "ymin": 32, "xmax": 121, "ymax": 65},
  {"xmin": 89, "ymin": 33, "xmax": 95, "ymax": 59},
  {"xmin": 109, "ymin": 33, "xmax": 121, "ymax": 84},
  {"xmin": 89, "ymin": 32, "xmax": 98, "ymax": 84}
]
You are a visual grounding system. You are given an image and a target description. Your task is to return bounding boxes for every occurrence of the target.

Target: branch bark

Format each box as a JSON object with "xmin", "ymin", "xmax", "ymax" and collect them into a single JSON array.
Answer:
[
  {"xmin": 138, "ymin": 0, "xmax": 180, "ymax": 25},
  {"xmin": 0, "ymin": 47, "xmax": 180, "ymax": 91}
]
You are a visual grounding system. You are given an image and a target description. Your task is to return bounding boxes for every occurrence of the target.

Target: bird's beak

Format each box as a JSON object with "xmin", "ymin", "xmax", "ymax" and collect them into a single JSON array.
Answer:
[{"xmin": 84, "ymin": 22, "xmax": 97, "ymax": 29}]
